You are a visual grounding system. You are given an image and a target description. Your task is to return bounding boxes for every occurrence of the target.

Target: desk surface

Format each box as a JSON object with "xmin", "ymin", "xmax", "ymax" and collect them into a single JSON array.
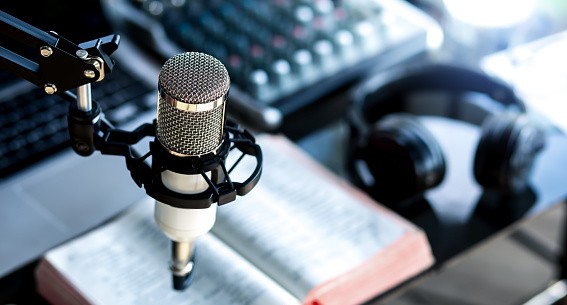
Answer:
[{"xmin": 372, "ymin": 198, "xmax": 567, "ymax": 305}]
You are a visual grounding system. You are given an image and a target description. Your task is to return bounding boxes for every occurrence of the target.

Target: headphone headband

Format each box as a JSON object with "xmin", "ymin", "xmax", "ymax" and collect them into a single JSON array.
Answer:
[{"xmin": 352, "ymin": 63, "xmax": 526, "ymax": 127}]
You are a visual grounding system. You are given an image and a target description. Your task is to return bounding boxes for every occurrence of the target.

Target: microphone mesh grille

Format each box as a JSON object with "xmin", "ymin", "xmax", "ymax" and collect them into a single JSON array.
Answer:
[
  {"xmin": 157, "ymin": 52, "xmax": 229, "ymax": 156},
  {"xmin": 157, "ymin": 98, "xmax": 225, "ymax": 156},
  {"xmin": 158, "ymin": 52, "xmax": 230, "ymax": 104}
]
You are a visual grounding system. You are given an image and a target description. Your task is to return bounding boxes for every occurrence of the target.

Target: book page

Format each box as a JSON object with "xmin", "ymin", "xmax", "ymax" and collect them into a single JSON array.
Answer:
[
  {"xmin": 215, "ymin": 134, "xmax": 407, "ymax": 299},
  {"xmin": 40, "ymin": 199, "xmax": 299, "ymax": 305}
]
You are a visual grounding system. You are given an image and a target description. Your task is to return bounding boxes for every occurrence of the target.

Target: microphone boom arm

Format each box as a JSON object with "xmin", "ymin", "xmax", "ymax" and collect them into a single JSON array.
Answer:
[
  {"xmin": 0, "ymin": 9, "xmax": 262, "ymax": 209},
  {"xmin": 0, "ymin": 10, "xmax": 120, "ymax": 94}
]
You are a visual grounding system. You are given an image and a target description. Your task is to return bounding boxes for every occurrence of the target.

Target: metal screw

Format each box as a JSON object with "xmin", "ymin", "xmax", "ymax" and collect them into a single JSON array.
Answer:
[
  {"xmin": 44, "ymin": 83, "xmax": 57, "ymax": 94},
  {"xmin": 84, "ymin": 70, "xmax": 96, "ymax": 79},
  {"xmin": 40, "ymin": 46, "xmax": 53, "ymax": 57},
  {"xmin": 76, "ymin": 49, "xmax": 88, "ymax": 59}
]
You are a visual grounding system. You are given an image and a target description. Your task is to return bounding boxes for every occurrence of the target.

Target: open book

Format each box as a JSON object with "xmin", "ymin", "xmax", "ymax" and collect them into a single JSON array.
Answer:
[{"xmin": 35, "ymin": 134, "xmax": 434, "ymax": 305}]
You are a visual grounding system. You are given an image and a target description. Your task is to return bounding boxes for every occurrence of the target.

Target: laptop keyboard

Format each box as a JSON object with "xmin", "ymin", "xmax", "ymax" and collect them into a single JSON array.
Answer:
[{"xmin": 0, "ymin": 67, "xmax": 154, "ymax": 178}]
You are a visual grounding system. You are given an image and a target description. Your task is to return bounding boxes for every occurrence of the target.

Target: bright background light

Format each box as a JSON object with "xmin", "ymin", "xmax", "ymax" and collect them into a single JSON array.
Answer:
[{"xmin": 443, "ymin": 0, "xmax": 536, "ymax": 28}]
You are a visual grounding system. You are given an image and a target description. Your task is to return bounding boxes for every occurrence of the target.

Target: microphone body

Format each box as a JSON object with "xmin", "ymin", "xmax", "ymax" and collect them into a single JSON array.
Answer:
[
  {"xmin": 155, "ymin": 171, "xmax": 216, "ymax": 243},
  {"xmin": 154, "ymin": 52, "xmax": 230, "ymax": 290},
  {"xmin": 155, "ymin": 171, "xmax": 216, "ymax": 289}
]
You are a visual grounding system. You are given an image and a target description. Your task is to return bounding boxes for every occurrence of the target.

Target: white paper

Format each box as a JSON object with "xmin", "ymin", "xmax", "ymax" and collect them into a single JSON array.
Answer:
[
  {"xmin": 216, "ymin": 135, "xmax": 406, "ymax": 298},
  {"xmin": 43, "ymin": 199, "xmax": 299, "ymax": 305}
]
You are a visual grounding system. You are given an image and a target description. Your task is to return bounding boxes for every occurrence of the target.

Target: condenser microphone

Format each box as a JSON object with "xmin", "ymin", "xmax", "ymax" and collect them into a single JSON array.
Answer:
[
  {"xmin": 156, "ymin": 52, "xmax": 229, "ymax": 156},
  {"xmin": 153, "ymin": 52, "xmax": 230, "ymax": 290}
]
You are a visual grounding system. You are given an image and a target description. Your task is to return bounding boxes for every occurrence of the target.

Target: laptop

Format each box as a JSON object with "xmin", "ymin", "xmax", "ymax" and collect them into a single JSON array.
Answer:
[{"xmin": 0, "ymin": 1, "xmax": 161, "ymax": 277}]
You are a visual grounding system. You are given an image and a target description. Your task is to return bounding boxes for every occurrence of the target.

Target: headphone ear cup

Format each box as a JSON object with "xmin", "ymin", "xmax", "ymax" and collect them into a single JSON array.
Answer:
[
  {"xmin": 350, "ymin": 113, "xmax": 446, "ymax": 204},
  {"xmin": 473, "ymin": 112, "xmax": 545, "ymax": 192}
]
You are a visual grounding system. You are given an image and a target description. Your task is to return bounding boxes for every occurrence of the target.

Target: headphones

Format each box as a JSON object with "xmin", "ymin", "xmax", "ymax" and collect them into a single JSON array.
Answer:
[{"xmin": 347, "ymin": 63, "xmax": 546, "ymax": 206}]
